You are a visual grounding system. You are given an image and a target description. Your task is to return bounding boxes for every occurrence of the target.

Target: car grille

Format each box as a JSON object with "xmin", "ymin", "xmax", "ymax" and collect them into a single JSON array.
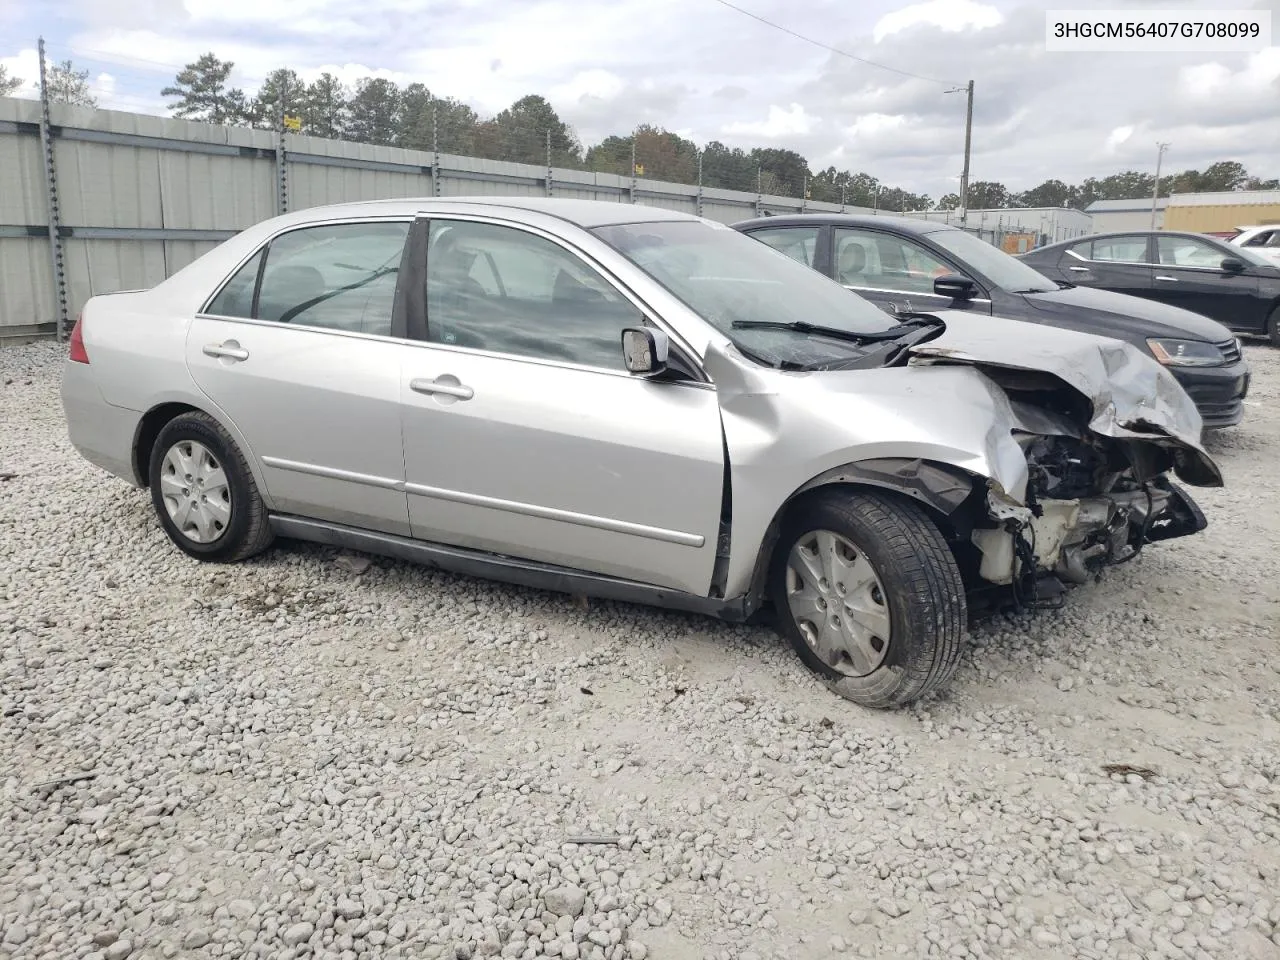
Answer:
[{"xmin": 1216, "ymin": 338, "xmax": 1242, "ymax": 363}]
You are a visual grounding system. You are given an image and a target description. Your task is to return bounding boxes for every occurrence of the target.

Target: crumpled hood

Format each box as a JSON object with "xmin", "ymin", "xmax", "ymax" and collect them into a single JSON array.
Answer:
[{"xmin": 906, "ymin": 311, "xmax": 1222, "ymax": 487}]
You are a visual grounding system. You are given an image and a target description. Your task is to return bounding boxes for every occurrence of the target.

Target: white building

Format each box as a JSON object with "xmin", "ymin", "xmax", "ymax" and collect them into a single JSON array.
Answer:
[
  {"xmin": 1085, "ymin": 197, "xmax": 1168, "ymax": 232},
  {"xmin": 904, "ymin": 206, "xmax": 1093, "ymax": 247}
]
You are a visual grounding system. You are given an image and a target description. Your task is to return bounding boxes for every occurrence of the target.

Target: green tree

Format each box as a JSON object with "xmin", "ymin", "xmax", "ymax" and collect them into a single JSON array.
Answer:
[
  {"xmin": 700, "ymin": 141, "xmax": 756, "ymax": 192},
  {"xmin": 808, "ymin": 168, "xmax": 881, "ymax": 206},
  {"xmin": 346, "ymin": 78, "xmax": 403, "ymax": 146},
  {"xmin": 965, "ymin": 181, "xmax": 1010, "ymax": 209},
  {"xmin": 1015, "ymin": 179, "xmax": 1075, "ymax": 208},
  {"xmin": 489, "ymin": 94, "xmax": 581, "ymax": 166},
  {"xmin": 879, "ymin": 187, "xmax": 931, "ymax": 212},
  {"xmin": 0, "ymin": 64, "xmax": 23, "ymax": 97},
  {"xmin": 398, "ymin": 85, "xmax": 479, "ymax": 154},
  {"xmin": 251, "ymin": 68, "xmax": 306, "ymax": 130},
  {"xmin": 301, "ymin": 73, "xmax": 349, "ymax": 139},
  {"xmin": 162, "ymin": 54, "xmax": 247, "ymax": 124},
  {"xmin": 937, "ymin": 193, "xmax": 961, "ymax": 210},
  {"xmin": 46, "ymin": 59, "xmax": 97, "ymax": 107},
  {"xmin": 750, "ymin": 147, "xmax": 809, "ymax": 197},
  {"xmin": 633, "ymin": 125, "xmax": 699, "ymax": 183}
]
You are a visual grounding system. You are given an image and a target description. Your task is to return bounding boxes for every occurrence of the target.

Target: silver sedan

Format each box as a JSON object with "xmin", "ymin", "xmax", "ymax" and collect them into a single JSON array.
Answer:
[{"xmin": 62, "ymin": 198, "xmax": 1220, "ymax": 708}]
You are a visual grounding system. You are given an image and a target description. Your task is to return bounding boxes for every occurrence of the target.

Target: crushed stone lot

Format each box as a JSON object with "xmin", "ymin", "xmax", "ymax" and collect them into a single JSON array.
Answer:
[{"xmin": 2, "ymin": 338, "xmax": 1278, "ymax": 960}]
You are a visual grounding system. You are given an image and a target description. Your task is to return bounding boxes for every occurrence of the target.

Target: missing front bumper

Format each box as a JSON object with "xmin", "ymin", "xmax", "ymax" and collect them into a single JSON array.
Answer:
[{"xmin": 972, "ymin": 481, "xmax": 1208, "ymax": 587}]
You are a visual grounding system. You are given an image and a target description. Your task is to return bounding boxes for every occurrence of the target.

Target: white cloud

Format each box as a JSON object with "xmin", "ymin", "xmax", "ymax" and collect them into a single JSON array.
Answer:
[
  {"xmin": 1104, "ymin": 126, "xmax": 1134, "ymax": 154},
  {"xmin": 548, "ymin": 70, "xmax": 627, "ymax": 106},
  {"xmin": 873, "ymin": 0, "xmax": 1003, "ymax": 43},
  {"xmin": 1178, "ymin": 47, "xmax": 1280, "ymax": 102},
  {"xmin": 0, "ymin": 47, "xmax": 40, "ymax": 97},
  {"xmin": 723, "ymin": 103, "xmax": 817, "ymax": 138}
]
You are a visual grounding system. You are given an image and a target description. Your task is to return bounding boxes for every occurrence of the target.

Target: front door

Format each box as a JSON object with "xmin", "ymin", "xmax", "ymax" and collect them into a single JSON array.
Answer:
[
  {"xmin": 831, "ymin": 226, "xmax": 991, "ymax": 317},
  {"xmin": 186, "ymin": 219, "xmax": 414, "ymax": 536},
  {"xmin": 399, "ymin": 216, "xmax": 725, "ymax": 596},
  {"xmin": 1149, "ymin": 234, "xmax": 1263, "ymax": 330}
]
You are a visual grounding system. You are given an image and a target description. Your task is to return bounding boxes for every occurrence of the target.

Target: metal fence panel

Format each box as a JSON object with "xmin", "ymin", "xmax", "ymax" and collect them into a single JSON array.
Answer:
[{"xmin": 0, "ymin": 238, "xmax": 55, "ymax": 329}]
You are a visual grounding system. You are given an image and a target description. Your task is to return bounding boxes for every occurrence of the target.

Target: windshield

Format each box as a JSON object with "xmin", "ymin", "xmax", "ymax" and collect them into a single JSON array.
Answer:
[
  {"xmin": 591, "ymin": 219, "xmax": 900, "ymax": 368},
  {"xmin": 928, "ymin": 228, "xmax": 1058, "ymax": 293}
]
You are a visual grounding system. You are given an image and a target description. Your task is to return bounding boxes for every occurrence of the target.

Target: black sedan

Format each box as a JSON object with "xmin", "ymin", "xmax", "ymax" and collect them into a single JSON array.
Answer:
[
  {"xmin": 1019, "ymin": 230, "xmax": 1280, "ymax": 345},
  {"xmin": 732, "ymin": 214, "xmax": 1251, "ymax": 429}
]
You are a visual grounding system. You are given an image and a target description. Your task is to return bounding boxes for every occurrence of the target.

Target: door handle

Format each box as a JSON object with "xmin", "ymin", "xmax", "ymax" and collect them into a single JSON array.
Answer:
[
  {"xmin": 203, "ymin": 342, "xmax": 249, "ymax": 361},
  {"xmin": 410, "ymin": 376, "xmax": 474, "ymax": 400},
  {"xmin": 1155, "ymin": 275, "xmax": 1179, "ymax": 282},
  {"xmin": 1067, "ymin": 266, "xmax": 1090, "ymax": 273}
]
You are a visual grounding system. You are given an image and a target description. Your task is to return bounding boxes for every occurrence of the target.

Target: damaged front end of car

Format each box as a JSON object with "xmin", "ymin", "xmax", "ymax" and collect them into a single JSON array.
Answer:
[{"xmin": 906, "ymin": 315, "xmax": 1223, "ymax": 609}]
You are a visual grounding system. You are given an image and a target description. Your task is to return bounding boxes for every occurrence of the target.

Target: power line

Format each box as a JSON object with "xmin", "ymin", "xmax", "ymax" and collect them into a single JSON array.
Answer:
[{"xmin": 705, "ymin": 0, "xmax": 961, "ymax": 87}]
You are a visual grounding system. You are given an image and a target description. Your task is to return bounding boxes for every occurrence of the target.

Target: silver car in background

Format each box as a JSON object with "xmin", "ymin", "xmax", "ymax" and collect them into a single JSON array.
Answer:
[{"xmin": 62, "ymin": 198, "xmax": 1220, "ymax": 709}]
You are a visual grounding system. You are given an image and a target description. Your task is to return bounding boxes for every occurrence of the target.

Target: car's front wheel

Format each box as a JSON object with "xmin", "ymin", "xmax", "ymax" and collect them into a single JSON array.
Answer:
[
  {"xmin": 769, "ymin": 490, "xmax": 967, "ymax": 709},
  {"xmin": 1267, "ymin": 305, "xmax": 1280, "ymax": 348},
  {"xmin": 148, "ymin": 412, "xmax": 274, "ymax": 562}
]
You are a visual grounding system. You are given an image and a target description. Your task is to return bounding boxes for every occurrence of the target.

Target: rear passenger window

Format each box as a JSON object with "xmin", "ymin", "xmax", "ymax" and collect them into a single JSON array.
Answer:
[
  {"xmin": 205, "ymin": 222, "xmax": 410, "ymax": 336},
  {"xmin": 256, "ymin": 222, "xmax": 410, "ymax": 335},
  {"xmin": 750, "ymin": 227, "xmax": 820, "ymax": 267},
  {"xmin": 1090, "ymin": 236, "xmax": 1149, "ymax": 263},
  {"xmin": 206, "ymin": 250, "xmax": 263, "ymax": 318}
]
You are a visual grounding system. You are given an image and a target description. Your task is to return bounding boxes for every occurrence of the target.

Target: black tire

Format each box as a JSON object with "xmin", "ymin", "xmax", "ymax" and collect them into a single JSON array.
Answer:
[
  {"xmin": 148, "ymin": 411, "xmax": 274, "ymax": 563},
  {"xmin": 1268, "ymin": 306, "xmax": 1280, "ymax": 348},
  {"xmin": 769, "ymin": 490, "xmax": 966, "ymax": 710}
]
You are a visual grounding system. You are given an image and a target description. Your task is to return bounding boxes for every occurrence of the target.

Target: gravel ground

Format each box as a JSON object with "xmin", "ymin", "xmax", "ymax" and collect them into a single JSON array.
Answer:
[{"xmin": 2, "ymin": 339, "xmax": 1278, "ymax": 960}]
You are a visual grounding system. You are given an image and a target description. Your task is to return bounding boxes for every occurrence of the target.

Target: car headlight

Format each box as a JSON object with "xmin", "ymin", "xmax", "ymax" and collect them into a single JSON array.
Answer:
[{"xmin": 1146, "ymin": 338, "xmax": 1225, "ymax": 367}]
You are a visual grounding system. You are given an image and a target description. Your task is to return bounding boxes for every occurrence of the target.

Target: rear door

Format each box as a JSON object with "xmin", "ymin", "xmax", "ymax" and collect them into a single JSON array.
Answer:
[
  {"xmin": 1149, "ymin": 234, "xmax": 1263, "ymax": 328},
  {"xmin": 1060, "ymin": 235, "xmax": 1155, "ymax": 299},
  {"xmin": 186, "ymin": 219, "xmax": 413, "ymax": 536},
  {"xmin": 831, "ymin": 226, "xmax": 991, "ymax": 316},
  {"xmin": 399, "ymin": 215, "xmax": 725, "ymax": 596}
]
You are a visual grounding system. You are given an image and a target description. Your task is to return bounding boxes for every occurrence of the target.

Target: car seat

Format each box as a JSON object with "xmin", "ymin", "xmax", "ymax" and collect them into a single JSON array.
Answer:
[{"xmin": 838, "ymin": 244, "xmax": 867, "ymax": 284}]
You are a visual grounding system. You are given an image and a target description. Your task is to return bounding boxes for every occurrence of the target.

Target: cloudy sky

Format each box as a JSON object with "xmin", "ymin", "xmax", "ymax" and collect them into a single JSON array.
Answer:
[{"xmin": 2, "ymin": 0, "xmax": 1277, "ymax": 199}]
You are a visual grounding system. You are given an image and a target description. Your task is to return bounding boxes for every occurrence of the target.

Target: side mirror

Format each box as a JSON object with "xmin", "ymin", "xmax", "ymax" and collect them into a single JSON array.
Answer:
[
  {"xmin": 1220, "ymin": 257, "xmax": 1245, "ymax": 273},
  {"xmin": 621, "ymin": 326, "xmax": 669, "ymax": 376},
  {"xmin": 933, "ymin": 274, "xmax": 978, "ymax": 300}
]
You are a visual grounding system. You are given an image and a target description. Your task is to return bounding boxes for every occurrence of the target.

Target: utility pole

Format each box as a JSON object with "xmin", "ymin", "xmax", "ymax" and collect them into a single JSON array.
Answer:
[
  {"xmin": 947, "ymin": 80, "xmax": 975, "ymax": 228},
  {"xmin": 1151, "ymin": 142, "xmax": 1170, "ymax": 229}
]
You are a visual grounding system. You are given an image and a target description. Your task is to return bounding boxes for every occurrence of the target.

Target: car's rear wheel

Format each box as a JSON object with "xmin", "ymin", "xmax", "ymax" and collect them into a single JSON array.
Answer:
[
  {"xmin": 148, "ymin": 412, "xmax": 273, "ymax": 562},
  {"xmin": 1267, "ymin": 305, "xmax": 1280, "ymax": 348},
  {"xmin": 769, "ymin": 490, "xmax": 966, "ymax": 709}
]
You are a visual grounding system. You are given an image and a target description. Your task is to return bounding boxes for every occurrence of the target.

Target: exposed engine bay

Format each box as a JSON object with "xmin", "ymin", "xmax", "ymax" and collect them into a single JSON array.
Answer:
[{"xmin": 967, "ymin": 394, "xmax": 1208, "ymax": 608}]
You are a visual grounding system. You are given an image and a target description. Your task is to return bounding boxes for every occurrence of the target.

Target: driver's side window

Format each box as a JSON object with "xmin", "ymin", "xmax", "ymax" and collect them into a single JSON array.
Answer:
[
  {"xmin": 426, "ymin": 220, "xmax": 643, "ymax": 370},
  {"xmin": 834, "ymin": 227, "xmax": 961, "ymax": 294}
]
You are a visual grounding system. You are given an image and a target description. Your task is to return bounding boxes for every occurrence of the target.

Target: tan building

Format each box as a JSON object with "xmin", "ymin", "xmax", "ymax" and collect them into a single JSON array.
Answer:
[{"xmin": 1163, "ymin": 190, "xmax": 1280, "ymax": 235}]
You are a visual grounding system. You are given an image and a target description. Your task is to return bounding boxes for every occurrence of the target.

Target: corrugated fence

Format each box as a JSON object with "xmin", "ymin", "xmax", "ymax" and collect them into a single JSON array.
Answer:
[{"xmin": 0, "ymin": 97, "xmax": 872, "ymax": 339}]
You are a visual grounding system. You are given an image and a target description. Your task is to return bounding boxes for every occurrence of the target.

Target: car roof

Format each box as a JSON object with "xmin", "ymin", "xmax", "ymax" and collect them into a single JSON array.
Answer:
[
  {"xmin": 732, "ymin": 213, "xmax": 953, "ymax": 235},
  {"xmin": 263, "ymin": 196, "xmax": 703, "ymax": 230}
]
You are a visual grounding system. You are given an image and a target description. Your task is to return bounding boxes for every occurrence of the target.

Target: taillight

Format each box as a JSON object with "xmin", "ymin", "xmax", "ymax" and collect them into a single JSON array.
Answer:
[{"xmin": 69, "ymin": 313, "xmax": 89, "ymax": 364}]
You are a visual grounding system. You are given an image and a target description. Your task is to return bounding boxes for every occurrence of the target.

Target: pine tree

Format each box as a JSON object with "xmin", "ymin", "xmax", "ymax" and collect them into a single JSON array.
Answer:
[{"xmin": 162, "ymin": 54, "xmax": 248, "ymax": 124}]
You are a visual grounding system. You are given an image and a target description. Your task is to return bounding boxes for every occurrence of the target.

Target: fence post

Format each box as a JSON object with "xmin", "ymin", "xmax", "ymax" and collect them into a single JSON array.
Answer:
[
  {"xmin": 432, "ymin": 106, "xmax": 442, "ymax": 197},
  {"xmin": 696, "ymin": 151, "xmax": 704, "ymax": 218},
  {"xmin": 755, "ymin": 166, "xmax": 763, "ymax": 217},
  {"xmin": 274, "ymin": 91, "xmax": 288, "ymax": 215},
  {"xmin": 36, "ymin": 37, "xmax": 70, "ymax": 340},
  {"xmin": 545, "ymin": 130, "xmax": 553, "ymax": 198},
  {"xmin": 629, "ymin": 135, "xmax": 637, "ymax": 204}
]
